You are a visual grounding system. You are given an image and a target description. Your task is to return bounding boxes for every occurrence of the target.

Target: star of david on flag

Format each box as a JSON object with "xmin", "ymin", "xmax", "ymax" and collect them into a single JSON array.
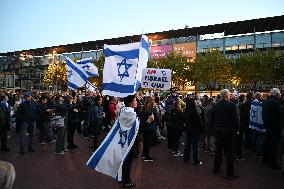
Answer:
[
  {"xmin": 117, "ymin": 59, "xmax": 132, "ymax": 82},
  {"xmin": 65, "ymin": 57, "xmax": 88, "ymax": 90},
  {"xmin": 249, "ymin": 99, "xmax": 265, "ymax": 132},
  {"xmin": 76, "ymin": 58, "xmax": 99, "ymax": 77},
  {"xmin": 86, "ymin": 107, "xmax": 139, "ymax": 181},
  {"xmin": 102, "ymin": 35, "xmax": 149, "ymax": 97}
]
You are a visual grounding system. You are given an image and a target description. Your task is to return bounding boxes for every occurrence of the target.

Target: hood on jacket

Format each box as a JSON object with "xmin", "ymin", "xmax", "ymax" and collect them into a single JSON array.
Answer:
[{"xmin": 118, "ymin": 107, "xmax": 137, "ymax": 130}]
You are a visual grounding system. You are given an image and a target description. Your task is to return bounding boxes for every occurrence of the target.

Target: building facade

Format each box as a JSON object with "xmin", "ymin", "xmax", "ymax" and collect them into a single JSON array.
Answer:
[{"xmin": 0, "ymin": 15, "xmax": 284, "ymax": 91}]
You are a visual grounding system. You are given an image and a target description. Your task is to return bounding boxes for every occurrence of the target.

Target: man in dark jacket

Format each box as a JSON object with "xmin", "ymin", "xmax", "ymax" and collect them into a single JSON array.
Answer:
[
  {"xmin": 17, "ymin": 92, "xmax": 38, "ymax": 154},
  {"xmin": 81, "ymin": 91, "xmax": 94, "ymax": 137},
  {"xmin": 0, "ymin": 96, "xmax": 11, "ymax": 151},
  {"xmin": 262, "ymin": 88, "xmax": 282, "ymax": 170},
  {"xmin": 243, "ymin": 92, "xmax": 254, "ymax": 150},
  {"xmin": 213, "ymin": 89, "xmax": 240, "ymax": 180},
  {"xmin": 91, "ymin": 96, "xmax": 104, "ymax": 150}
]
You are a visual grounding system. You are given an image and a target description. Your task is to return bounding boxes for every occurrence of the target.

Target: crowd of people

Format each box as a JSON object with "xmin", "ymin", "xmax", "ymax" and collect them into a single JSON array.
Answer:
[{"xmin": 0, "ymin": 87, "xmax": 284, "ymax": 187}]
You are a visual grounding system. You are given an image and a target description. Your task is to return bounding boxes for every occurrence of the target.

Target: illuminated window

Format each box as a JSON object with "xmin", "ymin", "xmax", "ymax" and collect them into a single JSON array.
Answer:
[
  {"xmin": 239, "ymin": 45, "xmax": 246, "ymax": 50},
  {"xmin": 247, "ymin": 44, "xmax": 254, "ymax": 49},
  {"xmin": 231, "ymin": 46, "xmax": 239, "ymax": 50},
  {"xmin": 272, "ymin": 43, "xmax": 281, "ymax": 47},
  {"xmin": 225, "ymin": 46, "xmax": 232, "ymax": 51}
]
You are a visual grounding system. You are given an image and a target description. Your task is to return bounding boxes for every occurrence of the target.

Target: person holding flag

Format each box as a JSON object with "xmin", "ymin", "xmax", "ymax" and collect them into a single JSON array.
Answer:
[
  {"xmin": 87, "ymin": 94, "xmax": 139, "ymax": 188},
  {"xmin": 87, "ymin": 35, "xmax": 148, "ymax": 187}
]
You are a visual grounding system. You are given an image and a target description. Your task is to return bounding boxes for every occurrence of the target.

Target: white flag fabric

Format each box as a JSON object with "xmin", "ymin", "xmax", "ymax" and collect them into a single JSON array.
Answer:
[
  {"xmin": 102, "ymin": 35, "xmax": 149, "ymax": 97},
  {"xmin": 86, "ymin": 80, "xmax": 96, "ymax": 92},
  {"xmin": 65, "ymin": 57, "xmax": 88, "ymax": 90},
  {"xmin": 86, "ymin": 107, "xmax": 139, "ymax": 181},
  {"xmin": 76, "ymin": 58, "xmax": 99, "ymax": 77},
  {"xmin": 135, "ymin": 35, "xmax": 149, "ymax": 91}
]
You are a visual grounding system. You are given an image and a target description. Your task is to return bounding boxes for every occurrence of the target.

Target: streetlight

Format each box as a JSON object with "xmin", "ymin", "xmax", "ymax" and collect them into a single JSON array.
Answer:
[{"xmin": 52, "ymin": 51, "xmax": 57, "ymax": 92}]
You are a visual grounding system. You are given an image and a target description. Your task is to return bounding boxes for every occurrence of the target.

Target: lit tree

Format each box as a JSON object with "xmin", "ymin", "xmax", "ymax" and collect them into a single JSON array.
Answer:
[{"xmin": 43, "ymin": 61, "xmax": 67, "ymax": 90}]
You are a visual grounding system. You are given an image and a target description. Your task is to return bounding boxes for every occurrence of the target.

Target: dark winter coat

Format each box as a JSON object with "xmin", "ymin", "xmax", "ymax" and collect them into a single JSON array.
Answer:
[
  {"xmin": 263, "ymin": 95, "xmax": 281, "ymax": 139},
  {"xmin": 213, "ymin": 99, "xmax": 240, "ymax": 135},
  {"xmin": 184, "ymin": 109, "xmax": 203, "ymax": 135}
]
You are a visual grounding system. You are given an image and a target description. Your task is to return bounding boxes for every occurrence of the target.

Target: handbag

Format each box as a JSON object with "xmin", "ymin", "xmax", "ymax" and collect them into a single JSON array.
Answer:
[{"xmin": 50, "ymin": 115, "xmax": 65, "ymax": 128}]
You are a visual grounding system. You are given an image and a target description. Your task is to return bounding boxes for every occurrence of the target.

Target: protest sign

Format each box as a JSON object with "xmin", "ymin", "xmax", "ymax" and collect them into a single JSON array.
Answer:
[{"xmin": 141, "ymin": 68, "xmax": 172, "ymax": 90}]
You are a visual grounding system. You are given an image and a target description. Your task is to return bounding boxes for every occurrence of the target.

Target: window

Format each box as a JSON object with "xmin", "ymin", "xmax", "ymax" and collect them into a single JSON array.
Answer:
[
  {"xmin": 247, "ymin": 44, "xmax": 254, "ymax": 49},
  {"xmin": 225, "ymin": 46, "xmax": 232, "ymax": 51},
  {"xmin": 239, "ymin": 45, "xmax": 246, "ymax": 50},
  {"xmin": 197, "ymin": 39, "xmax": 223, "ymax": 52},
  {"xmin": 272, "ymin": 32, "xmax": 284, "ymax": 43},
  {"xmin": 256, "ymin": 34, "xmax": 271, "ymax": 48},
  {"xmin": 225, "ymin": 35, "xmax": 254, "ymax": 46},
  {"xmin": 231, "ymin": 45, "xmax": 239, "ymax": 51}
]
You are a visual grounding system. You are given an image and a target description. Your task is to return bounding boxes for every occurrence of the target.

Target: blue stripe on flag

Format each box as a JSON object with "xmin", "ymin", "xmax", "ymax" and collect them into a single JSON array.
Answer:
[
  {"xmin": 67, "ymin": 82, "xmax": 80, "ymax": 90},
  {"xmin": 104, "ymin": 48, "xmax": 139, "ymax": 59},
  {"xmin": 66, "ymin": 59, "xmax": 88, "ymax": 81},
  {"xmin": 249, "ymin": 121, "xmax": 264, "ymax": 129},
  {"xmin": 127, "ymin": 120, "xmax": 136, "ymax": 146},
  {"xmin": 141, "ymin": 38, "xmax": 149, "ymax": 51},
  {"xmin": 135, "ymin": 80, "xmax": 141, "ymax": 91},
  {"xmin": 87, "ymin": 122, "xmax": 120, "ymax": 169},
  {"xmin": 103, "ymin": 82, "xmax": 134, "ymax": 93},
  {"xmin": 77, "ymin": 59, "xmax": 92, "ymax": 64},
  {"xmin": 86, "ymin": 71, "xmax": 99, "ymax": 77}
]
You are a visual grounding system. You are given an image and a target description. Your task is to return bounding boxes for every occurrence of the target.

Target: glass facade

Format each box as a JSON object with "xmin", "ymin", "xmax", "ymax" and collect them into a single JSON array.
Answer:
[
  {"xmin": 196, "ymin": 31, "xmax": 284, "ymax": 52},
  {"xmin": 197, "ymin": 38, "xmax": 223, "ymax": 53},
  {"xmin": 272, "ymin": 32, "xmax": 284, "ymax": 47},
  {"xmin": 256, "ymin": 33, "xmax": 271, "ymax": 48}
]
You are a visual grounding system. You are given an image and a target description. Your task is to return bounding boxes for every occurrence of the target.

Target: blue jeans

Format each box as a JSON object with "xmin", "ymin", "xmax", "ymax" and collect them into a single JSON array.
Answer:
[
  {"xmin": 252, "ymin": 131, "xmax": 265, "ymax": 155},
  {"xmin": 20, "ymin": 121, "xmax": 36, "ymax": 152},
  {"xmin": 55, "ymin": 118, "xmax": 67, "ymax": 153},
  {"xmin": 184, "ymin": 133, "xmax": 199, "ymax": 163}
]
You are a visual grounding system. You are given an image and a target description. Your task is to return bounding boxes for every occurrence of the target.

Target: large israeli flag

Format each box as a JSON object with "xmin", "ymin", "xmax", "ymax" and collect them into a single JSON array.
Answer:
[
  {"xmin": 86, "ymin": 107, "xmax": 139, "ymax": 181},
  {"xmin": 65, "ymin": 57, "xmax": 88, "ymax": 90},
  {"xmin": 76, "ymin": 58, "xmax": 99, "ymax": 77},
  {"xmin": 102, "ymin": 35, "xmax": 149, "ymax": 97}
]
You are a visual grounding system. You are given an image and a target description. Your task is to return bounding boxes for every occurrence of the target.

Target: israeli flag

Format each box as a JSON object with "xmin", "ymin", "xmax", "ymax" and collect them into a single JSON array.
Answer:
[
  {"xmin": 136, "ymin": 35, "xmax": 149, "ymax": 91},
  {"xmin": 65, "ymin": 57, "xmax": 88, "ymax": 90},
  {"xmin": 86, "ymin": 107, "xmax": 139, "ymax": 181},
  {"xmin": 86, "ymin": 80, "xmax": 96, "ymax": 92},
  {"xmin": 102, "ymin": 35, "xmax": 149, "ymax": 97},
  {"xmin": 76, "ymin": 58, "xmax": 99, "ymax": 77}
]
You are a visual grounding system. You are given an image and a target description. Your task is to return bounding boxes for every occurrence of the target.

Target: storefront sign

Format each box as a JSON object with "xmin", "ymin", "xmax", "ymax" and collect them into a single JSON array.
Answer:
[
  {"xmin": 173, "ymin": 42, "xmax": 196, "ymax": 57},
  {"xmin": 150, "ymin": 44, "xmax": 173, "ymax": 59}
]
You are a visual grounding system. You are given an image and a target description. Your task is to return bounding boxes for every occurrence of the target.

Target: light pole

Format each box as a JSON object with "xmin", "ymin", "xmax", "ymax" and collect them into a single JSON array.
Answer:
[{"xmin": 52, "ymin": 50, "xmax": 57, "ymax": 92}]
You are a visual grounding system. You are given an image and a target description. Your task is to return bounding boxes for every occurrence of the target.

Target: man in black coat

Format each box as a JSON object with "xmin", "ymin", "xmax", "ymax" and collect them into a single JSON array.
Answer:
[
  {"xmin": 81, "ymin": 91, "xmax": 94, "ymax": 137},
  {"xmin": 91, "ymin": 96, "xmax": 104, "ymax": 150},
  {"xmin": 262, "ymin": 88, "xmax": 282, "ymax": 170},
  {"xmin": 0, "ymin": 97, "xmax": 11, "ymax": 151},
  {"xmin": 213, "ymin": 89, "xmax": 240, "ymax": 180},
  {"xmin": 17, "ymin": 92, "xmax": 38, "ymax": 154}
]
